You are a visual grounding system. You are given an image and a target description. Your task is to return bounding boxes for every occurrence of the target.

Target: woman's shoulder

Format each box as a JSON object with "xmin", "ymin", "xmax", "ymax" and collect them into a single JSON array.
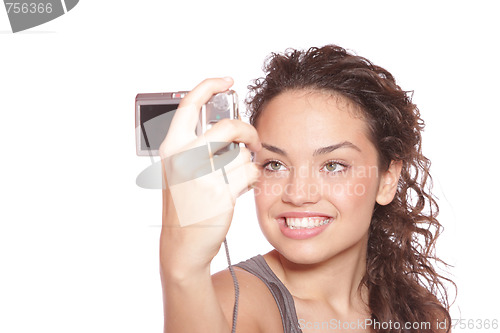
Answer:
[{"xmin": 212, "ymin": 256, "xmax": 284, "ymax": 333}]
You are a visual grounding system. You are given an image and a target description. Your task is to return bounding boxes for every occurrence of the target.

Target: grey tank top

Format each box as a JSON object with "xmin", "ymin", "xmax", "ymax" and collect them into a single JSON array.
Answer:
[{"xmin": 235, "ymin": 255, "xmax": 303, "ymax": 333}]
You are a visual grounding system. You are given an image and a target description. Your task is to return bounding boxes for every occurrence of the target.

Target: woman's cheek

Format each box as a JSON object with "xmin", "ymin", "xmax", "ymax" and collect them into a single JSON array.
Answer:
[
  {"xmin": 324, "ymin": 172, "xmax": 379, "ymax": 219},
  {"xmin": 254, "ymin": 170, "xmax": 288, "ymax": 197},
  {"xmin": 254, "ymin": 176, "xmax": 280, "ymax": 217}
]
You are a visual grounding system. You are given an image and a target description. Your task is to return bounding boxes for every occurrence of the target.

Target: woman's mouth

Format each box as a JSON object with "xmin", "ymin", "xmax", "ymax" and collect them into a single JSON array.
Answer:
[
  {"xmin": 276, "ymin": 215, "xmax": 334, "ymax": 239},
  {"xmin": 285, "ymin": 217, "xmax": 332, "ymax": 229}
]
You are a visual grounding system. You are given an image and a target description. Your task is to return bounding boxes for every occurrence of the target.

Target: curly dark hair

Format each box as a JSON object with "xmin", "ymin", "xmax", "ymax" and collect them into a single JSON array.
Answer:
[{"xmin": 246, "ymin": 45, "xmax": 454, "ymax": 333}]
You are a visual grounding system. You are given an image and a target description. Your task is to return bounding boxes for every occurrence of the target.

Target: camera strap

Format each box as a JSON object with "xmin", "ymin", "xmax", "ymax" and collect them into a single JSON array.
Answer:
[{"xmin": 223, "ymin": 238, "xmax": 239, "ymax": 333}]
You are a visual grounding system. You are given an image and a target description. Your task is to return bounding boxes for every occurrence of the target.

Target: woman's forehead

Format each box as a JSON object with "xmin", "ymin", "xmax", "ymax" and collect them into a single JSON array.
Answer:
[{"xmin": 256, "ymin": 90, "xmax": 370, "ymax": 145}]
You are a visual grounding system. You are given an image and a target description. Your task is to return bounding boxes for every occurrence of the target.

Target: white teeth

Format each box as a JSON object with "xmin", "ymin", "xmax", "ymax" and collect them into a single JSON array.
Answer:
[{"xmin": 285, "ymin": 217, "xmax": 332, "ymax": 229}]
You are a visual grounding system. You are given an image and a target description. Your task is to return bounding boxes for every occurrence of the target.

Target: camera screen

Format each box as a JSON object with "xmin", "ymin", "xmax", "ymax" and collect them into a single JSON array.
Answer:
[{"xmin": 139, "ymin": 104, "xmax": 178, "ymax": 151}]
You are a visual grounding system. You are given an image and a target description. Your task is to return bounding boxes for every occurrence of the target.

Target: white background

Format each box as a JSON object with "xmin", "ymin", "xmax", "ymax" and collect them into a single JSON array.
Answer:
[{"xmin": 1, "ymin": 1, "xmax": 499, "ymax": 332}]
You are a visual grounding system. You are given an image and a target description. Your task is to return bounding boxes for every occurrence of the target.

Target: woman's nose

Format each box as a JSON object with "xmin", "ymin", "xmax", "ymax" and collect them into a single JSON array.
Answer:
[{"xmin": 281, "ymin": 166, "xmax": 321, "ymax": 206}]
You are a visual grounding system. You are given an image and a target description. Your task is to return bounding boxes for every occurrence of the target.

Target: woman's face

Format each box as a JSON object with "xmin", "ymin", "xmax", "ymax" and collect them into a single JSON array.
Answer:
[{"xmin": 253, "ymin": 90, "xmax": 390, "ymax": 265}]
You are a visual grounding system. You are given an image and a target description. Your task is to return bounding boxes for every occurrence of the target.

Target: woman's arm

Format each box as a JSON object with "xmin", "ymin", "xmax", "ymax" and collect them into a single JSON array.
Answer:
[
  {"xmin": 158, "ymin": 78, "xmax": 262, "ymax": 332},
  {"xmin": 160, "ymin": 180, "xmax": 233, "ymax": 332}
]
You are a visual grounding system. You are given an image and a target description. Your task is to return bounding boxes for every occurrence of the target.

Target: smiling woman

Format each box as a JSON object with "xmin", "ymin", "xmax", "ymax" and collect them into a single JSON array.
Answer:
[
  {"xmin": 244, "ymin": 45, "xmax": 453, "ymax": 332},
  {"xmin": 159, "ymin": 45, "xmax": 454, "ymax": 333}
]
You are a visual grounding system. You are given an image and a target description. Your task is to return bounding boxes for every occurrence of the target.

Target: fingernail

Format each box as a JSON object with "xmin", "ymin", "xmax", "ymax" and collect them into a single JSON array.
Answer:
[{"xmin": 223, "ymin": 76, "xmax": 233, "ymax": 82}]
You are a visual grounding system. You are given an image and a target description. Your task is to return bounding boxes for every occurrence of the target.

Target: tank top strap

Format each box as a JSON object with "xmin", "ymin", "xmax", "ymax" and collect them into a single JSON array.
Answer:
[{"xmin": 235, "ymin": 255, "xmax": 302, "ymax": 333}]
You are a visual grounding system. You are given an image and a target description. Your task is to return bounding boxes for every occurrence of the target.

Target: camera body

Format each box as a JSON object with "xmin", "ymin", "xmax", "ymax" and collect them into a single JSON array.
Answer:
[{"xmin": 135, "ymin": 90, "xmax": 239, "ymax": 156}]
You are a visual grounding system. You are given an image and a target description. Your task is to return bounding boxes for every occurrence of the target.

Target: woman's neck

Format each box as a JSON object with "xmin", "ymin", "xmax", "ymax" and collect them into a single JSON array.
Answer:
[{"xmin": 264, "ymin": 232, "xmax": 370, "ymax": 316}]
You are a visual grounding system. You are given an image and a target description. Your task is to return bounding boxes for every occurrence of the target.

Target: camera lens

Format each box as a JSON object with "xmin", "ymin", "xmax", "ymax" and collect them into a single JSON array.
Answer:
[{"xmin": 211, "ymin": 93, "xmax": 229, "ymax": 112}]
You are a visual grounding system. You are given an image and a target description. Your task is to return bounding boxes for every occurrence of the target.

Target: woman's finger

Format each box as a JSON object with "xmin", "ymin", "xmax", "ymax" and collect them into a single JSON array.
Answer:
[
  {"xmin": 198, "ymin": 119, "xmax": 262, "ymax": 153},
  {"xmin": 166, "ymin": 77, "xmax": 234, "ymax": 141},
  {"xmin": 225, "ymin": 160, "xmax": 260, "ymax": 199}
]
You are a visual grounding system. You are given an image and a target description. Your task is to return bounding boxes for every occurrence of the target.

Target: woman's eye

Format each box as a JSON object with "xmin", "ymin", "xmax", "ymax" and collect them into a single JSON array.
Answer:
[
  {"xmin": 322, "ymin": 162, "xmax": 346, "ymax": 173},
  {"xmin": 264, "ymin": 161, "xmax": 285, "ymax": 171}
]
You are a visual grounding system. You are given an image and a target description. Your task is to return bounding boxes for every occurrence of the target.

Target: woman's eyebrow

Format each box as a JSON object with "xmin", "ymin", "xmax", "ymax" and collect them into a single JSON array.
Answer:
[
  {"xmin": 261, "ymin": 141, "xmax": 361, "ymax": 157},
  {"xmin": 313, "ymin": 141, "xmax": 361, "ymax": 156},
  {"xmin": 262, "ymin": 143, "xmax": 287, "ymax": 156}
]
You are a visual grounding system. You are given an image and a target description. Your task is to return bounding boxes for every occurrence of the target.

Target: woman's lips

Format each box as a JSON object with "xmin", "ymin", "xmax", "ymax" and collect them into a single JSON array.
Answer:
[
  {"xmin": 277, "ymin": 212, "xmax": 332, "ymax": 218},
  {"xmin": 276, "ymin": 213, "xmax": 334, "ymax": 240}
]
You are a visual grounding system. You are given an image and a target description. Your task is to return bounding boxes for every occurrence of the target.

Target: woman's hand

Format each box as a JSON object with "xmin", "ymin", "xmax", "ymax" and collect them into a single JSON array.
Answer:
[{"xmin": 159, "ymin": 77, "xmax": 261, "ymax": 275}]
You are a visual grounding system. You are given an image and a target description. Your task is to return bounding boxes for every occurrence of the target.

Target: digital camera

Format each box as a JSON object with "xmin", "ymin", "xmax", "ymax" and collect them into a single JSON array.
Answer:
[{"xmin": 135, "ymin": 90, "xmax": 239, "ymax": 156}]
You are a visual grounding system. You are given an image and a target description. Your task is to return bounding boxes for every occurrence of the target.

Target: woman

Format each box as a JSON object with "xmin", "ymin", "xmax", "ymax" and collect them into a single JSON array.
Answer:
[{"xmin": 159, "ymin": 45, "xmax": 453, "ymax": 332}]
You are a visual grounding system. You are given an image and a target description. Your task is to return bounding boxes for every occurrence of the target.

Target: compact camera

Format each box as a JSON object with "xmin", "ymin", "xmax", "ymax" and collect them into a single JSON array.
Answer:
[{"xmin": 135, "ymin": 90, "xmax": 239, "ymax": 156}]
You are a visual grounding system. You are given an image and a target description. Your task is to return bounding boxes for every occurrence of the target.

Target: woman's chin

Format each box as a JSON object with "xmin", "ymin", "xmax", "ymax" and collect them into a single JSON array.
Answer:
[{"xmin": 273, "ymin": 243, "xmax": 334, "ymax": 266}]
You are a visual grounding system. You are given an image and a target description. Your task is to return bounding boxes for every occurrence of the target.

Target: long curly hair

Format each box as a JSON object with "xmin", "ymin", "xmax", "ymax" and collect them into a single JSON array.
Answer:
[{"xmin": 246, "ymin": 45, "xmax": 454, "ymax": 333}]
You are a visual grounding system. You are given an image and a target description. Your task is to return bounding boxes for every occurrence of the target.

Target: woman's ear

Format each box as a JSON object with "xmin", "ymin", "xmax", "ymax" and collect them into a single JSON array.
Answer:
[{"xmin": 376, "ymin": 161, "xmax": 403, "ymax": 206}]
